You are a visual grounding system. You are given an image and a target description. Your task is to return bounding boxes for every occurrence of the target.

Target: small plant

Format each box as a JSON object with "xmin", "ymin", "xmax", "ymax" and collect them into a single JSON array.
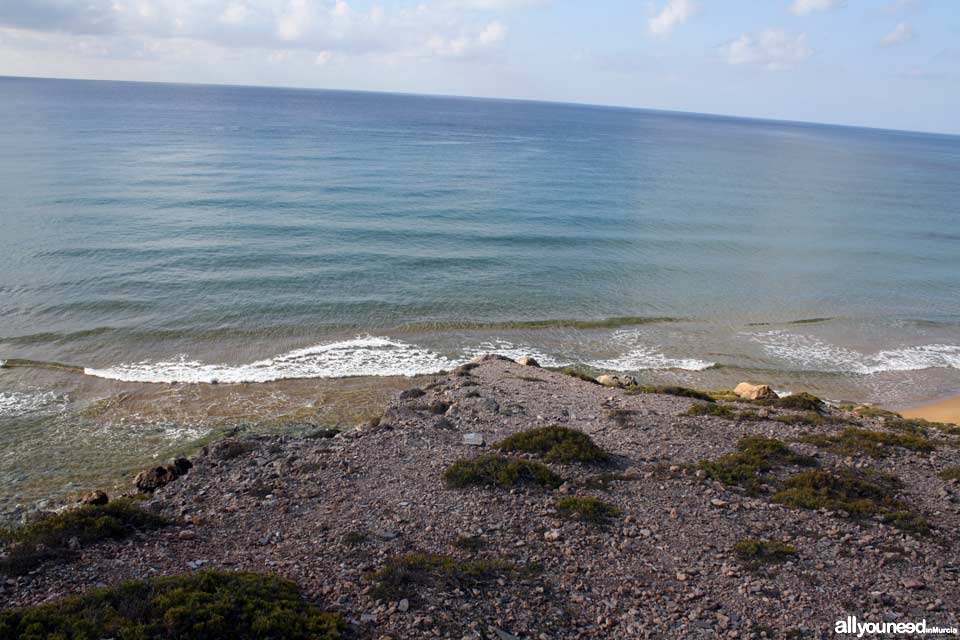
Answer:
[
  {"xmin": 627, "ymin": 386, "xmax": 715, "ymax": 402},
  {"xmin": 555, "ymin": 496, "xmax": 621, "ymax": 524},
  {"xmin": 453, "ymin": 535, "xmax": 486, "ymax": 552},
  {"xmin": 559, "ymin": 367, "xmax": 599, "ymax": 384},
  {"xmin": 686, "ymin": 403, "xmax": 737, "ymax": 419},
  {"xmin": 0, "ymin": 500, "xmax": 168, "ymax": 576},
  {"xmin": 938, "ymin": 467, "xmax": 960, "ymax": 482},
  {"xmin": 797, "ymin": 428, "xmax": 935, "ymax": 458},
  {"xmin": 697, "ymin": 436, "xmax": 816, "ymax": 494},
  {"xmin": 771, "ymin": 392, "xmax": 825, "ymax": 412},
  {"xmin": 443, "ymin": 454, "xmax": 563, "ymax": 489},
  {"xmin": 852, "ymin": 406, "xmax": 901, "ymax": 419},
  {"xmin": 773, "ymin": 413, "xmax": 853, "ymax": 427},
  {"xmin": 733, "ymin": 539, "xmax": 797, "ymax": 565},
  {"xmin": 343, "ymin": 531, "xmax": 369, "ymax": 546},
  {"xmin": 496, "ymin": 425, "xmax": 609, "ymax": 464},
  {"xmin": 772, "ymin": 469, "xmax": 929, "ymax": 535},
  {"xmin": 580, "ymin": 471, "xmax": 642, "ymax": 490},
  {"xmin": 0, "ymin": 571, "xmax": 344, "ymax": 640},
  {"xmin": 504, "ymin": 376, "xmax": 546, "ymax": 383},
  {"xmin": 368, "ymin": 552, "xmax": 512, "ymax": 601}
]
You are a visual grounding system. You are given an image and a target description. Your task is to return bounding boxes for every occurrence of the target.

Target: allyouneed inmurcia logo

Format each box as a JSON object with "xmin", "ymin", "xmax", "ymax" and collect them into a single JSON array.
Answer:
[{"xmin": 836, "ymin": 616, "xmax": 959, "ymax": 637}]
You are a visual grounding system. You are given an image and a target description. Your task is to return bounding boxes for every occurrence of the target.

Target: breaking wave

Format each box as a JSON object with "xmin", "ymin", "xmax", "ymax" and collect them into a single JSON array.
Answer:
[{"xmin": 749, "ymin": 330, "xmax": 960, "ymax": 375}]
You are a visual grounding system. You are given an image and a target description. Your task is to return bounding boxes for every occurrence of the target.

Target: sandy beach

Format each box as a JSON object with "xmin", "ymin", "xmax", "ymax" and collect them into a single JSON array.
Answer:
[{"xmin": 900, "ymin": 395, "xmax": 960, "ymax": 425}]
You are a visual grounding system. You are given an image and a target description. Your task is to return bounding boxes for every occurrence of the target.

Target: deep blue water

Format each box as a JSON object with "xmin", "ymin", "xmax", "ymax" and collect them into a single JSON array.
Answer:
[{"xmin": 0, "ymin": 75, "xmax": 959, "ymax": 395}]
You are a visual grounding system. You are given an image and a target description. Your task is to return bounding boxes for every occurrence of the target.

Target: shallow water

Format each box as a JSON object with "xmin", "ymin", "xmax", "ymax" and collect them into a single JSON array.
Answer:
[{"xmin": 1, "ymin": 76, "xmax": 959, "ymax": 515}]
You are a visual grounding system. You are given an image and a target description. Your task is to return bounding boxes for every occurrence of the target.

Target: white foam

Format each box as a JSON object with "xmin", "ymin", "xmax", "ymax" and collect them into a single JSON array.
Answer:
[
  {"xmin": 84, "ymin": 336, "xmax": 461, "ymax": 384},
  {"xmin": 461, "ymin": 341, "xmax": 568, "ymax": 368},
  {"xmin": 749, "ymin": 330, "xmax": 960, "ymax": 375},
  {"xmin": 82, "ymin": 333, "xmax": 718, "ymax": 384},
  {"xmin": 0, "ymin": 390, "xmax": 62, "ymax": 417},
  {"xmin": 586, "ymin": 345, "xmax": 715, "ymax": 372}
]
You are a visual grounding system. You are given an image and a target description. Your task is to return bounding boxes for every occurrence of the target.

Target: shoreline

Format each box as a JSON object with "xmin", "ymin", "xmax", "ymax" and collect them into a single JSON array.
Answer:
[
  {"xmin": 3, "ymin": 356, "xmax": 959, "ymax": 638},
  {"xmin": 899, "ymin": 394, "xmax": 960, "ymax": 425}
]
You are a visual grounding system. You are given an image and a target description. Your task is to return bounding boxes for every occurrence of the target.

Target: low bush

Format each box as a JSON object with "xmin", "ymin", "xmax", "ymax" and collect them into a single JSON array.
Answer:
[
  {"xmin": 772, "ymin": 469, "xmax": 929, "ymax": 535},
  {"xmin": 797, "ymin": 428, "xmax": 935, "ymax": 458},
  {"xmin": 686, "ymin": 403, "xmax": 737, "ymax": 419},
  {"xmin": 627, "ymin": 386, "xmax": 715, "ymax": 402},
  {"xmin": 496, "ymin": 425, "xmax": 609, "ymax": 464},
  {"xmin": 443, "ymin": 454, "xmax": 563, "ymax": 489},
  {"xmin": 733, "ymin": 539, "xmax": 797, "ymax": 565},
  {"xmin": 0, "ymin": 500, "xmax": 168, "ymax": 576},
  {"xmin": 369, "ymin": 552, "xmax": 512, "ymax": 601},
  {"xmin": 555, "ymin": 496, "xmax": 621, "ymax": 524},
  {"xmin": 697, "ymin": 436, "xmax": 816, "ymax": 494},
  {"xmin": 0, "ymin": 571, "xmax": 344, "ymax": 640}
]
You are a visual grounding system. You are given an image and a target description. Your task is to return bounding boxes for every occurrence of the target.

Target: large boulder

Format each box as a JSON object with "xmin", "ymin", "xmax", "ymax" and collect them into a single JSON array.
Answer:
[
  {"xmin": 134, "ymin": 466, "xmax": 178, "ymax": 493},
  {"xmin": 134, "ymin": 456, "xmax": 194, "ymax": 493},
  {"xmin": 516, "ymin": 356, "xmax": 540, "ymax": 368},
  {"xmin": 734, "ymin": 382, "xmax": 778, "ymax": 401},
  {"xmin": 79, "ymin": 490, "xmax": 109, "ymax": 506},
  {"xmin": 596, "ymin": 374, "xmax": 637, "ymax": 388}
]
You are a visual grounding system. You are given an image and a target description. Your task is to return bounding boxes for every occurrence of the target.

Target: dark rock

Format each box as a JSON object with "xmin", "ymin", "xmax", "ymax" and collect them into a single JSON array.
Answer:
[
  {"xmin": 170, "ymin": 457, "xmax": 193, "ymax": 476},
  {"xmin": 399, "ymin": 388, "xmax": 426, "ymax": 400},
  {"xmin": 79, "ymin": 490, "xmax": 109, "ymax": 506},
  {"xmin": 209, "ymin": 439, "xmax": 253, "ymax": 461},
  {"xmin": 135, "ymin": 466, "xmax": 178, "ymax": 493}
]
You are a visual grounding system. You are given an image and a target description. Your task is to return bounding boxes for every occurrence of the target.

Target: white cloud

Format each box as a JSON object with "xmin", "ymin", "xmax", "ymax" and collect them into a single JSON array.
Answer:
[
  {"xmin": 721, "ymin": 29, "xmax": 811, "ymax": 70},
  {"xmin": 426, "ymin": 20, "xmax": 506, "ymax": 56},
  {"xmin": 219, "ymin": 3, "xmax": 250, "ymax": 25},
  {"xmin": 648, "ymin": 0, "xmax": 698, "ymax": 38},
  {"xmin": 477, "ymin": 20, "xmax": 506, "ymax": 46},
  {"xmin": 881, "ymin": 21, "xmax": 913, "ymax": 46},
  {"xmin": 449, "ymin": 0, "xmax": 545, "ymax": 8},
  {"xmin": 0, "ymin": 0, "xmax": 514, "ymax": 65},
  {"xmin": 789, "ymin": 0, "xmax": 842, "ymax": 16}
]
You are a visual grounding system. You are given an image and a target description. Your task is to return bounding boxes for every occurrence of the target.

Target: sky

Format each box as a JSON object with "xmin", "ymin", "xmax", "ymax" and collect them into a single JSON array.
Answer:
[{"xmin": 0, "ymin": 0, "xmax": 957, "ymax": 134}]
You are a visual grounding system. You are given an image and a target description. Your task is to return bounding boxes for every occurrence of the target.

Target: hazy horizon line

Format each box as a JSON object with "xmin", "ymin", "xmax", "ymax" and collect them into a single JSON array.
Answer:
[{"xmin": 3, "ymin": 72, "xmax": 957, "ymax": 139}]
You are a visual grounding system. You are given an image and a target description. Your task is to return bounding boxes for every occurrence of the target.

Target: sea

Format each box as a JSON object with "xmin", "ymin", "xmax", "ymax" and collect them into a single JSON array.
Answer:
[{"xmin": 1, "ymin": 75, "xmax": 958, "ymax": 516}]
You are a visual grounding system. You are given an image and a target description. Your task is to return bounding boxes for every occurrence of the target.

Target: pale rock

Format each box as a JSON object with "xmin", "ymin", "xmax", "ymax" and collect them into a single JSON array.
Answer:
[{"xmin": 733, "ymin": 382, "xmax": 778, "ymax": 401}]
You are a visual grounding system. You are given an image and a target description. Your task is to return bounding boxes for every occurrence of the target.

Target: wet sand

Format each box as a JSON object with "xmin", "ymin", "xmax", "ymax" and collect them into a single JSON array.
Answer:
[{"xmin": 900, "ymin": 395, "xmax": 960, "ymax": 425}]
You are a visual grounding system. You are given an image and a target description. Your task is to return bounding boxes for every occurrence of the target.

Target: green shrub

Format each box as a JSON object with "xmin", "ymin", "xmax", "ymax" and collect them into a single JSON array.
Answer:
[
  {"xmin": 797, "ymin": 428, "xmax": 935, "ymax": 458},
  {"xmin": 452, "ymin": 535, "xmax": 486, "ymax": 552},
  {"xmin": 772, "ymin": 469, "xmax": 929, "ymax": 535},
  {"xmin": 686, "ymin": 403, "xmax": 737, "ymax": 419},
  {"xmin": 369, "ymin": 552, "xmax": 512, "ymax": 601},
  {"xmin": 852, "ymin": 406, "xmax": 901, "ymax": 419},
  {"xmin": 0, "ymin": 500, "xmax": 168, "ymax": 576},
  {"xmin": 555, "ymin": 496, "xmax": 621, "ymax": 524},
  {"xmin": 938, "ymin": 467, "xmax": 960, "ymax": 482},
  {"xmin": 0, "ymin": 571, "xmax": 344, "ymax": 640},
  {"xmin": 627, "ymin": 386, "xmax": 715, "ymax": 402},
  {"xmin": 697, "ymin": 436, "xmax": 816, "ymax": 494},
  {"xmin": 443, "ymin": 454, "xmax": 563, "ymax": 489},
  {"xmin": 580, "ymin": 471, "xmax": 642, "ymax": 490},
  {"xmin": 733, "ymin": 539, "xmax": 797, "ymax": 564},
  {"xmin": 773, "ymin": 412, "xmax": 853, "ymax": 427},
  {"xmin": 343, "ymin": 531, "xmax": 368, "ymax": 546},
  {"xmin": 771, "ymin": 393, "xmax": 825, "ymax": 412},
  {"xmin": 559, "ymin": 368, "xmax": 599, "ymax": 384},
  {"xmin": 496, "ymin": 425, "xmax": 609, "ymax": 464}
]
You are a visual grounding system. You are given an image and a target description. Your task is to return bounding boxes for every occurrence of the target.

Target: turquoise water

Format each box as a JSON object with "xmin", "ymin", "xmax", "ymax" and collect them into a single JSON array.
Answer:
[{"xmin": 1, "ymin": 75, "xmax": 959, "ymax": 401}]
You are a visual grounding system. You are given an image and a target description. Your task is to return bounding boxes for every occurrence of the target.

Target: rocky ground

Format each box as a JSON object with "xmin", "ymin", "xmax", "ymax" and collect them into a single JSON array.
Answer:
[{"xmin": 2, "ymin": 356, "xmax": 959, "ymax": 639}]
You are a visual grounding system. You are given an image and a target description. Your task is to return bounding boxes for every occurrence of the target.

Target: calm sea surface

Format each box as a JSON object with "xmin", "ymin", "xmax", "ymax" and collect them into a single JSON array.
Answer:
[{"xmin": 1, "ymin": 76, "xmax": 958, "ymax": 514}]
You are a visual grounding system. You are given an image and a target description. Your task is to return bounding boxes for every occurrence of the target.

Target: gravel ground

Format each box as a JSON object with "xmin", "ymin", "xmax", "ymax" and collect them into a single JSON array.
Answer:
[{"xmin": 2, "ymin": 356, "xmax": 959, "ymax": 639}]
